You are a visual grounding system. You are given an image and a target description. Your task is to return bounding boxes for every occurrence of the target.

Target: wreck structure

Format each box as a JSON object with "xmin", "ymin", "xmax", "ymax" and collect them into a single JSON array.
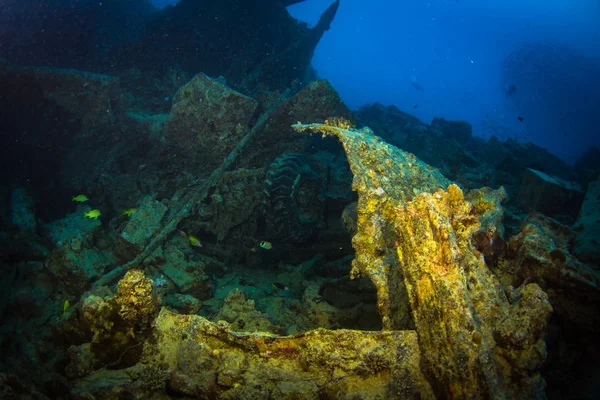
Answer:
[
  {"xmin": 57, "ymin": 120, "xmax": 553, "ymax": 399},
  {"xmin": 2, "ymin": 2, "xmax": 598, "ymax": 398}
]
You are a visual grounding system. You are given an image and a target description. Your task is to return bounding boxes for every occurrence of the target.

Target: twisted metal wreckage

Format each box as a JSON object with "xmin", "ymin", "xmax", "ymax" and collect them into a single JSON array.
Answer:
[{"xmin": 73, "ymin": 118, "xmax": 551, "ymax": 399}]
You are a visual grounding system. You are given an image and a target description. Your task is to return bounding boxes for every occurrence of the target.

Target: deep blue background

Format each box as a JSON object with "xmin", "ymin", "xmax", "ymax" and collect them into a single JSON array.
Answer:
[{"xmin": 153, "ymin": 0, "xmax": 600, "ymax": 163}]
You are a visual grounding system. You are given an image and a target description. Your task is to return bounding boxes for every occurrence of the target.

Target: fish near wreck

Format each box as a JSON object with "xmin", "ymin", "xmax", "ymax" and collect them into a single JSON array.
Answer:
[{"xmin": 292, "ymin": 120, "xmax": 553, "ymax": 399}]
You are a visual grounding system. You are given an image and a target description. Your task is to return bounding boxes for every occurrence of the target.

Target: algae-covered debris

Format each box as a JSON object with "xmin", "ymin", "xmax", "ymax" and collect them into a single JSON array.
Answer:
[
  {"xmin": 293, "ymin": 121, "xmax": 453, "ymax": 331},
  {"xmin": 66, "ymin": 270, "xmax": 434, "ymax": 399},
  {"xmin": 293, "ymin": 121, "xmax": 552, "ymax": 399},
  {"xmin": 146, "ymin": 308, "xmax": 433, "ymax": 399}
]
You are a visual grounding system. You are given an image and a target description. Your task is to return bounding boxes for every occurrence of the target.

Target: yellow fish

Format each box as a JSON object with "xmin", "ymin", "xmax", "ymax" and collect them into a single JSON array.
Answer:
[
  {"xmin": 84, "ymin": 209, "xmax": 101, "ymax": 219},
  {"xmin": 72, "ymin": 194, "xmax": 88, "ymax": 203},
  {"xmin": 188, "ymin": 235, "xmax": 202, "ymax": 248},
  {"xmin": 259, "ymin": 240, "xmax": 273, "ymax": 250},
  {"xmin": 122, "ymin": 208, "xmax": 137, "ymax": 216},
  {"xmin": 63, "ymin": 300, "xmax": 70, "ymax": 314}
]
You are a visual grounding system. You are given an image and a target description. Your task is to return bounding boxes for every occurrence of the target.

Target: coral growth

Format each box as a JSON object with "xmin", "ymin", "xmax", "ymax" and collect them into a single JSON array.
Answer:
[{"xmin": 79, "ymin": 270, "xmax": 159, "ymax": 367}]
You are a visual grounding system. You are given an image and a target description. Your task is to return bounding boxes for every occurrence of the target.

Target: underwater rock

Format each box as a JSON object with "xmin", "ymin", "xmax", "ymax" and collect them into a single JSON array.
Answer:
[
  {"xmin": 164, "ymin": 73, "xmax": 258, "ymax": 176},
  {"xmin": 117, "ymin": 195, "xmax": 168, "ymax": 260},
  {"xmin": 0, "ymin": 233, "xmax": 49, "ymax": 264},
  {"xmin": 10, "ymin": 188, "xmax": 36, "ymax": 233},
  {"xmin": 573, "ymin": 179, "xmax": 600, "ymax": 264},
  {"xmin": 518, "ymin": 168, "xmax": 585, "ymax": 220},
  {"xmin": 354, "ymin": 103, "xmax": 422, "ymax": 155},
  {"xmin": 292, "ymin": 121, "xmax": 552, "ymax": 399}
]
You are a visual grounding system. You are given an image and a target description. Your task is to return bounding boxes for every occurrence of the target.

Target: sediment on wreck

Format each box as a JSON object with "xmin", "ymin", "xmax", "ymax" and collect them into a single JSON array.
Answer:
[{"xmin": 292, "ymin": 121, "xmax": 553, "ymax": 399}]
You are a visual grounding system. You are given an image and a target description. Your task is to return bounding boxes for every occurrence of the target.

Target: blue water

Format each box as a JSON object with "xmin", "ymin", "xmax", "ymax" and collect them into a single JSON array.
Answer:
[{"xmin": 288, "ymin": 0, "xmax": 600, "ymax": 163}]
